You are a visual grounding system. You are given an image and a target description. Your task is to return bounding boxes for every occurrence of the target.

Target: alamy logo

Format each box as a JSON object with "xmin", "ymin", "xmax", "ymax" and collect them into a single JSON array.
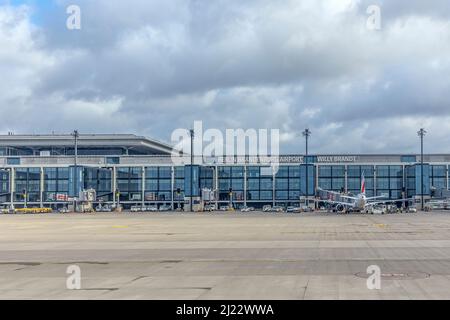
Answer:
[
  {"xmin": 366, "ymin": 5, "xmax": 381, "ymax": 31},
  {"xmin": 366, "ymin": 265, "xmax": 381, "ymax": 290},
  {"xmin": 66, "ymin": 265, "xmax": 81, "ymax": 290},
  {"xmin": 171, "ymin": 121, "xmax": 280, "ymax": 172},
  {"xmin": 66, "ymin": 5, "xmax": 81, "ymax": 30}
]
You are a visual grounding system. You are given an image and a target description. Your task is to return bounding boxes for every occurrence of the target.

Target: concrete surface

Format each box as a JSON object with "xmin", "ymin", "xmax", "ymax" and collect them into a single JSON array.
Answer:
[{"xmin": 1, "ymin": 211, "xmax": 450, "ymax": 299}]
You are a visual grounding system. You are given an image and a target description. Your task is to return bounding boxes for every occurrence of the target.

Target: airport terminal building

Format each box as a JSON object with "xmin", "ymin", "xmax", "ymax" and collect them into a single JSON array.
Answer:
[{"xmin": 0, "ymin": 134, "xmax": 447, "ymax": 209}]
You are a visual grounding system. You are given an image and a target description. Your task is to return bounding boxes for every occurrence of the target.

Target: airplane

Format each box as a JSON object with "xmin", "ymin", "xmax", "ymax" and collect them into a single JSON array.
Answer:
[{"xmin": 317, "ymin": 173, "xmax": 411, "ymax": 213}]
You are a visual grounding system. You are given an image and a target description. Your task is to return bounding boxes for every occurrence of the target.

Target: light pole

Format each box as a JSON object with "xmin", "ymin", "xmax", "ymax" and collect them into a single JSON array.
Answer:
[
  {"xmin": 417, "ymin": 128, "xmax": 426, "ymax": 211},
  {"xmin": 189, "ymin": 129, "xmax": 194, "ymax": 212},
  {"xmin": 72, "ymin": 130, "xmax": 79, "ymax": 167},
  {"xmin": 302, "ymin": 129, "xmax": 311, "ymax": 206},
  {"xmin": 71, "ymin": 130, "xmax": 79, "ymax": 208}
]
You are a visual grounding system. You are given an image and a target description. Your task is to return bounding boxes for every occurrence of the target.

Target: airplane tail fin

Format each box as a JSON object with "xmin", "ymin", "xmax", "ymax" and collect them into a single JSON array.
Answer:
[{"xmin": 361, "ymin": 172, "xmax": 366, "ymax": 195}]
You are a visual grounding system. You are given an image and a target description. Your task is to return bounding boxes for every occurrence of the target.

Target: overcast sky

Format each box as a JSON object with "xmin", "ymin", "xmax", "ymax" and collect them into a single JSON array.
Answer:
[{"xmin": 0, "ymin": 0, "xmax": 449, "ymax": 154}]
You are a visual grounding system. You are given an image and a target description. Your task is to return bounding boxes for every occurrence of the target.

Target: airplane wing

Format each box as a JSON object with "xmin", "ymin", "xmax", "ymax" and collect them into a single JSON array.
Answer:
[
  {"xmin": 365, "ymin": 196, "xmax": 388, "ymax": 201},
  {"xmin": 366, "ymin": 198, "xmax": 414, "ymax": 207},
  {"xmin": 322, "ymin": 200, "xmax": 356, "ymax": 208},
  {"xmin": 340, "ymin": 195, "xmax": 358, "ymax": 200},
  {"xmin": 317, "ymin": 188, "xmax": 358, "ymax": 200}
]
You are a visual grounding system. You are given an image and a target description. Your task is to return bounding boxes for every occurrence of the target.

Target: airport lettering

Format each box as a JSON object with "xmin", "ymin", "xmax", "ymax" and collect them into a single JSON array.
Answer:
[
  {"xmin": 317, "ymin": 156, "xmax": 358, "ymax": 163},
  {"xmin": 176, "ymin": 305, "xmax": 210, "ymax": 318}
]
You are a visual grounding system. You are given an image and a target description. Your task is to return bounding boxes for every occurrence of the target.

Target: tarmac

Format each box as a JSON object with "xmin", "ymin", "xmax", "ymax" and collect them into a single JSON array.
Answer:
[{"xmin": 1, "ymin": 211, "xmax": 450, "ymax": 299}]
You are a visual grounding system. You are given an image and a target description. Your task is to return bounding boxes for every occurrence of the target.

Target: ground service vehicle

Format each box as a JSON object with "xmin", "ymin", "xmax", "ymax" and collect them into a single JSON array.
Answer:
[{"xmin": 159, "ymin": 204, "xmax": 171, "ymax": 211}]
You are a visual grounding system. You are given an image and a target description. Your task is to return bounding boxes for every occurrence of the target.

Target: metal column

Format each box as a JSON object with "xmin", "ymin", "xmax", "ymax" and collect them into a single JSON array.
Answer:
[
  {"xmin": 373, "ymin": 166, "xmax": 377, "ymax": 196},
  {"xmin": 141, "ymin": 166, "xmax": 145, "ymax": 208},
  {"xmin": 315, "ymin": 164, "xmax": 319, "ymax": 197},
  {"xmin": 243, "ymin": 165, "xmax": 247, "ymax": 207},
  {"xmin": 189, "ymin": 129, "xmax": 194, "ymax": 212},
  {"xmin": 421, "ymin": 138, "xmax": 424, "ymax": 210},
  {"xmin": 344, "ymin": 165, "xmax": 348, "ymax": 193},
  {"xmin": 418, "ymin": 128, "xmax": 426, "ymax": 210},
  {"xmin": 215, "ymin": 165, "xmax": 219, "ymax": 209},
  {"xmin": 402, "ymin": 165, "xmax": 406, "ymax": 205},
  {"xmin": 112, "ymin": 166, "xmax": 117, "ymax": 206},
  {"xmin": 10, "ymin": 168, "xmax": 15, "ymax": 209},
  {"xmin": 447, "ymin": 165, "xmax": 449, "ymax": 190},
  {"xmin": 40, "ymin": 167, "xmax": 44, "ymax": 208},
  {"xmin": 272, "ymin": 169, "xmax": 275, "ymax": 207},
  {"xmin": 171, "ymin": 166, "xmax": 175, "ymax": 210}
]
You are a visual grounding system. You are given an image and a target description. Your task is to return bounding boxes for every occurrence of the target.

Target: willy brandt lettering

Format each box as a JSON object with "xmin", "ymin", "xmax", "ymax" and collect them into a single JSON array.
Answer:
[
  {"xmin": 277, "ymin": 155, "xmax": 360, "ymax": 163},
  {"xmin": 316, "ymin": 156, "xmax": 359, "ymax": 163}
]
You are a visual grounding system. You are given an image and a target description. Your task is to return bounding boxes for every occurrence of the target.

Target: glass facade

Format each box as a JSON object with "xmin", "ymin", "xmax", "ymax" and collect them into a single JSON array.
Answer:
[
  {"xmin": 174, "ymin": 166, "xmax": 185, "ymax": 202},
  {"xmin": 144, "ymin": 166, "xmax": 172, "ymax": 202},
  {"xmin": 275, "ymin": 166, "xmax": 302, "ymax": 202},
  {"xmin": 376, "ymin": 165, "xmax": 403, "ymax": 199},
  {"xmin": 117, "ymin": 167, "xmax": 142, "ymax": 202},
  {"xmin": 347, "ymin": 165, "xmax": 374, "ymax": 197},
  {"xmin": 0, "ymin": 159, "xmax": 449, "ymax": 208},
  {"xmin": 406, "ymin": 165, "xmax": 416, "ymax": 198},
  {"xmin": 300, "ymin": 164, "xmax": 315, "ymax": 196},
  {"xmin": 184, "ymin": 165, "xmax": 200, "ymax": 197},
  {"xmin": 431, "ymin": 165, "xmax": 446, "ymax": 190},
  {"xmin": 406, "ymin": 164, "xmax": 435, "ymax": 197},
  {"xmin": 44, "ymin": 167, "xmax": 69, "ymax": 202},
  {"xmin": 318, "ymin": 166, "xmax": 345, "ymax": 192},
  {"xmin": 200, "ymin": 166, "xmax": 214, "ymax": 193},
  {"xmin": 218, "ymin": 166, "xmax": 244, "ymax": 201},
  {"xmin": 84, "ymin": 167, "xmax": 112, "ymax": 201},
  {"xmin": 247, "ymin": 166, "xmax": 272, "ymax": 202},
  {"xmin": 0, "ymin": 169, "xmax": 10, "ymax": 203},
  {"xmin": 15, "ymin": 167, "xmax": 40, "ymax": 202}
]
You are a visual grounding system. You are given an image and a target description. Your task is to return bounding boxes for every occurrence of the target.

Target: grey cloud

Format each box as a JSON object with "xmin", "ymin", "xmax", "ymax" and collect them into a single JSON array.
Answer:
[{"xmin": 1, "ymin": 1, "xmax": 450, "ymax": 153}]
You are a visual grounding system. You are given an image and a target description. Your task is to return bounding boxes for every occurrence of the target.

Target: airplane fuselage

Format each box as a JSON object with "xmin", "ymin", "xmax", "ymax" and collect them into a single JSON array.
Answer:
[{"xmin": 355, "ymin": 194, "xmax": 366, "ymax": 210}]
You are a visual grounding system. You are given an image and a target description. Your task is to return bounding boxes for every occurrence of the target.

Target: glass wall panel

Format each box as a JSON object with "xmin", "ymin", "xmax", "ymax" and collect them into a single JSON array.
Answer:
[
  {"xmin": 260, "ymin": 191, "xmax": 273, "ymax": 200},
  {"xmin": 300, "ymin": 164, "xmax": 315, "ymax": 195},
  {"xmin": 0, "ymin": 170, "xmax": 10, "ymax": 202},
  {"xmin": 247, "ymin": 190, "xmax": 259, "ymax": 200},
  {"xmin": 231, "ymin": 167, "xmax": 244, "ymax": 178},
  {"xmin": 247, "ymin": 179, "xmax": 259, "ymax": 190},
  {"xmin": 389, "ymin": 166, "xmax": 403, "ymax": 177},
  {"xmin": 116, "ymin": 167, "xmax": 143, "ymax": 201},
  {"xmin": 231, "ymin": 179, "xmax": 244, "ymax": 190},
  {"xmin": 331, "ymin": 166, "xmax": 345, "ymax": 177},
  {"xmin": 377, "ymin": 178, "xmax": 389, "ymax": 189},
  {"xmin": 276, "ymin": 190, "xmax": 288, "ymax": 200},
  {"xmin": 83, "ymin": 167, "xmax": 112, "ymax": 201},
  {"xmin": 275, "ymin": 178, "xmax": 288, "ymax": 189},
  {"xmin": 260, "ymin": 178, "xmax": 273, "ymax": 190},
  {"xmin": 289, "ymin": 166, "xmax": 300, "ymax": 177},
  {"xmin": 275, "ymin": 166, "xmax": 289, "ymax": 178},
  {"xmin": 15, "ymin": 168, "xmax": 41, "ymax": 202},
  {"xmin": 247, "ymin": 167, "xmax": 260, "ymax": 178}
]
